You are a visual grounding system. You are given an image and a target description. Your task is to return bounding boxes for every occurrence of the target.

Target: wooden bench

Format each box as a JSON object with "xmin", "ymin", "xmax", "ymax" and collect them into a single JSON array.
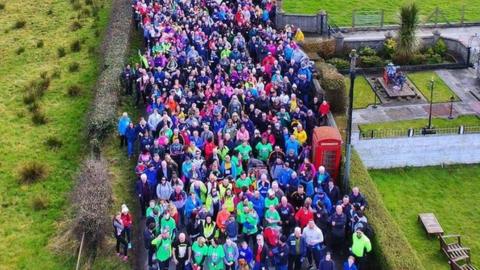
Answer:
[
  {"xmin": 449, "ymin": 256, "xmax": 477, "ymax": 270},
  {"xmin": 418, "ymin": 213, "xmax": 444, "ymax": 237},
  {"xmin": 440, "ymin": 234, "xmax": 471, "ymax": 263}
]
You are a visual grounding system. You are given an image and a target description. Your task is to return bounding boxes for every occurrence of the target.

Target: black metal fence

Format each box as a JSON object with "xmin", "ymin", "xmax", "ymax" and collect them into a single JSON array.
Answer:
[{"xmin": 359, "ymin": 125, "xmax": 480, "ymax": 139}]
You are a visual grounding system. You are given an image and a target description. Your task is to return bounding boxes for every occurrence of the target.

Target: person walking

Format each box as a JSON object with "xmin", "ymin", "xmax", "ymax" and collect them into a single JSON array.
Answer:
[
  {"xmin": 350, "ymin": 229, "xmax": 372, "ymax": 270},
  {"xmin": 113, "ymin": 213, "xmax": 128, "ymax": 261},
  {"xmin": 287, "ymin": 227, "xmax": 306, "ymax": 270}
]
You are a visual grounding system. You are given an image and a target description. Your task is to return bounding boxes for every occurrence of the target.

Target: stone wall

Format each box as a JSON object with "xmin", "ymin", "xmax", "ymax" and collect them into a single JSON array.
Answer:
[
  {"xmin": 351, "ymin": 131, "xmax": 480, "ymax": 168},
  {"xmin": 275, "ymin": 1, "xmax": 328, "ymax": 34}
]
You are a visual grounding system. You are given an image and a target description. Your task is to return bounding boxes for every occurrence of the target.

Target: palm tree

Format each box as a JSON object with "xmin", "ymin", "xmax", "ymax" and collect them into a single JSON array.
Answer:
[{"xmin": 395, "ymin": 2, "xmax": 419, "ymax": 63}]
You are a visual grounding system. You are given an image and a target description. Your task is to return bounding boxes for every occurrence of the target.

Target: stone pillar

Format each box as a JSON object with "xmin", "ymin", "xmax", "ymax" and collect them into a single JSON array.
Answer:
[
  {"xmin": 385, "ymin": 31, "xmax": 393, "ymax": 40},
  {"xmin": 334, "ymin": 32, "xmax": 344, "ymax": 54},
  {"xmin": 318, "ymin": 10, "xmax": 328, "ymax": 36},
  {"xmin": 433, "ymin": 30, "xmax": 441, "ymax": 43}
]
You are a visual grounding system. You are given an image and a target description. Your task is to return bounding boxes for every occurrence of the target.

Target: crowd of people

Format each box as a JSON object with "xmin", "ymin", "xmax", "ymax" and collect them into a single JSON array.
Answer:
[{"xmin": 113, "ymin": 0, "xmax": 373, "ymax": 269}]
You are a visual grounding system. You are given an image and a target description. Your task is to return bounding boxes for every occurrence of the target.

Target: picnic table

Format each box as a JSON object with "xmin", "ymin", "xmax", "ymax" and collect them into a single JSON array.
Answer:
[{"xmin": 418, "ymin": 213, "xmax": 444, "ymax": 237}]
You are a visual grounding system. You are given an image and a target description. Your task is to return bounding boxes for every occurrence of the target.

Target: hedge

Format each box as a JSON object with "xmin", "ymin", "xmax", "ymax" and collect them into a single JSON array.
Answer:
[
  {"xmin": 350, "ymin": 150, "xmax": 425, "ymax": 270},
  {"xmin": 87, "ymin": 0, "xmax": 132, "ymax": 146},
  {"xmin": 319, "ymin": 65, "xmax": 347, "ymax": 114}
]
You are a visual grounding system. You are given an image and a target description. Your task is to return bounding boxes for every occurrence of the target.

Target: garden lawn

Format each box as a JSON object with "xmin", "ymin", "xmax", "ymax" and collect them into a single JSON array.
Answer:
[
  {"xmin": 408, "ymin": 71, "xmax": 459, "ymax": 103},
  {"xmin": 345, "ymin": 75, "xmax": 379, "ymax": 109},
  {"xmin": 359, "ymin": 114, "xmax": 480, "ymax": 131},
  {"xmin": 281, "ymin": 0, "xmax": 480, "ymax": 26},
  {"xmin": 0, "ymin": 0, "xmax": 110, "ymax": 269},
  {"xmin": 370, "ymin": 164, "xmax": 480, "ymax": 269}
]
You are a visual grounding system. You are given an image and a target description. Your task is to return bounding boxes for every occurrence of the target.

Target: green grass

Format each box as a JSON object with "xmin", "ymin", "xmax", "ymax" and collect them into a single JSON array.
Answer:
[
  {"xmin": 370, "ymin": 164, "xmax": 480, "ymax": 269},
  {"xmin": 359, "ymin": 114, "xmax": 480, "ymax": 131},
  {"xmin": 408, "ymin": 71, "xmax": 459, "ymax": 103},
  {"xmin": 281, "ymin": 0, "xmax": 480, "ymax": 26},
  {"xmin": 0, "ymin": 0, "xmax": 110, "ymax": 269},
  {"xmin": 345, "ymin": 75, "xmax": 379, "ymax": 109}
]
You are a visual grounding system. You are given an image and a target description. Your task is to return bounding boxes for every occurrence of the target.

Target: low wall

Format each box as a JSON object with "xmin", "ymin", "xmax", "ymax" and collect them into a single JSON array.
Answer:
[
  {"xmin": 352, "ymin": 132, "xmax": 480, "ymax": 168},
  {"xmin": 275, "ymin": 0, "xmax": 328, "ymax": 34}
]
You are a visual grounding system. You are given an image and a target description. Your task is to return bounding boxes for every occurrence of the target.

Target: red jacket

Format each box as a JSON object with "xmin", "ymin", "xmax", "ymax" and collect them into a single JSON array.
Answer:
[
  {"xmin": 319, "ymin": 102, "xmax": 330, "ymax": 116},
  {"xmin": 121, "ymin": 213, "xmax": 132, "ymax": 228},
  {"xmin": 295, "ymin": 208, "xmax": 313, "ymax": 228}
]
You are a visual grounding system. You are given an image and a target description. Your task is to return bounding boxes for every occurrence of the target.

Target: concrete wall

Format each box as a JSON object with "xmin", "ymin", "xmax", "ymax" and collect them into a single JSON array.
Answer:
[{"xmin": 351, "ymin": 132, "xmax": 480, "ymax": 168}]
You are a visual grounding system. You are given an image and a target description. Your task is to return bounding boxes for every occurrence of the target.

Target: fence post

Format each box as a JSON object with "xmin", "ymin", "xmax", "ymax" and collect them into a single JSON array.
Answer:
[
  {"xmin": 380, "ymin": 10, "xmax": 385, "ymax": 28},
  {"xmin": 370, "ymin": 130, "xmax": 374, "ymax": 139},
  {"xmin": 334, "ymin": 32, "xmax": 344, "ymax": 55},
  {"xmin": 352, "ymin": 10, "xmax": 356, "ymax": 30},
  {"xmin": 459, "ymin": 125, "xmax": 465, "ymax": 134},
  {"xmin": 408, "ymin": 128, "xmax": 414, "ymax": 137},
  {"xmin": 76, "ymin": 232, "xmax": 86, "ymax": 270}
]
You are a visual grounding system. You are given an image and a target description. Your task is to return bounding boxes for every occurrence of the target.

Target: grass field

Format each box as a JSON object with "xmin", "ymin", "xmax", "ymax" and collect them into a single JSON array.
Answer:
[
  {"xmin": 359, "ymin": 114, "xmax": 480, "ymax": 131},
  {"xmin": 408, "ymin": 71, "xmax": 459, "ymax": 103},
  {"xmin": 281, "ymin": 0, "xmax": 480, "ymax": 26},
  {"xmin": 371, "ymin": 164, "xmax": 480, "ymax": 269},
  {"xmin": 0, "ymin": 0, "xmax": 110, "ymax": 269},
  {"xmin": 345, "ymin": 75, "xmax": 379, "ymax": 109}
]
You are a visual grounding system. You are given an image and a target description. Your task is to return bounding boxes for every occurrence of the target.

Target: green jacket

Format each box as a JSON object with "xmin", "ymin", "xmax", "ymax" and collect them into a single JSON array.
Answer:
[
  {"xmin": 265, "ymin": 209, "xmax": 281, "ymax": 229},
  {"xmin": 192, "ymin": 242, "xmax": 209, "ymax": 265},
  {"xmin": 236, "ymin": 201, "xmax": 253, "ymax": 223},
  {"xmin": 242, "ymin": 211, "xmax": 259, "ymax": 235},
  {"xmin": 236, "ymin": 176, "xmax": 252, "ymax": 189},
  {"xmin": 351, "ymin": 233, "xmax": 372, "ymax": 257},
  {"xmin": 255, "ymin": 142, "xmax": 272, "ymax": 161},
  {"xmin": 265, "ymin": 196, "xmax": 279, "ymax": 209},
  {"xmin": 151, "ymin": 237, "xmax": 172, "ymax": 262},
  {"xmin": 207, "ymin": 245, "xmax": 225, "ymax": 270},
  {"xmin": 160, "ymin": 217, "xmax": 176, "ymax": 237}
]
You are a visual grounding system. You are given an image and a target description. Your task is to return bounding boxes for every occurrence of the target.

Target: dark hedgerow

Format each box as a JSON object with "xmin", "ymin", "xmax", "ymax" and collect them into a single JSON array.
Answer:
[
  {"xmin": 18, "ymin": 161, "xmax": 48, "ymax": 184},
  {"xmin": 57, "ymin": 47, "xmax": 66, "ymax": 58},
  {"xmin": 68, "ymin": 62, "xmax": 80, "ymax": 72},
  {"xmin": 0, "ymin": 3, "xmax": 5, "ymax": 10}
]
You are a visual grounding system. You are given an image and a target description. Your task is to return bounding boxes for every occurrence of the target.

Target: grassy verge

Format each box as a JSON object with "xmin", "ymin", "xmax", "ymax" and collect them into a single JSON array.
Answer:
[
  {"xmin": 407, "ymin": 71, "xmax": 459, "ymax": 103},
  {"xmin": 281, "ymin": 0, "xmax": 480, "ymax": 26},
  {"xmin": 359, "ymin": 115, "xmax": 480, "ymax": 131},
  {"xmin": 350, "ymin": 150, "xmax": 425, "ymax": 270},
  {"xmin": 371, "ymin": 165, "xmax": 480, "ymax": 269},
  {"xmin": 0, "ymin": 0, "xmax": 110, "ymax": 268},
  {"xmin": 345, "ymin": 75, "xmax": 379, "ymax": 109}
]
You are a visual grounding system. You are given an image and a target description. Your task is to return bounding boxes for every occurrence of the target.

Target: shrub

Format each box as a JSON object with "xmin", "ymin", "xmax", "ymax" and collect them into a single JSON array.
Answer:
[
  {"xmin": 359, "ymin": 46, "xmax": 376, "ymax": 57},
  {"xmin": 67, "ymin": 85, "xmax": 82, "ymax": 96},
  {"xmin": 85, "ymin": 0, "xmax": 93, "ymax": 5},
  {"xmin": 70, "ymin": 40, "xmax": 81, "ymax": 52},
  {"xmin": 72, "ymin": 2, "xmax": 82, "ymax": 10},
  {"xmin": 326, "ymin": 58, "xmax": 350, "ymax": 71},
  {"xmin": 51, "ymin": 69, "xmax": 61, "ymax": 79},
  {"xmin": 23, "ymin": 92, "xmax": 37, "ymax": 105},
  {"xmin": 383, "ymin": 38, "xmax": 396, "ymax": 59},
  {"xmin": 0, "ymin": 3, "xmax": 5, "ymax": 10},
  {"xmin": 36, "ymin": 40, "xmax": 44, "ymax": 48},
  {"xmin": 433, "ymin": 38, "xmax": 447, "ymax": 57},
  {"xmin": 16, "ymin": 47, "xmax": 25, "ymax": 55},
  {"xmin": 31, "ymin": 195, "xmax": 49, "ymax": 211},
  {"xmin": 360, "ymin": 55, "xmax": 384, "ymax": 68},
  {"xmin": 12, "ymin": 20, "xmax": 26, "ymax": 29},
  {"xmin": 57, "ymin": 47, "xmax": 66, "ymax": 58},
  {"xmin": 27, "ymin": 102, "xmax": 40, "ymax": 113},
  {"xmin": 88, "ymin": 46, "xmax": 96, "ymax": 54},
  {"xmin": 426, "ymin": 53, "xmax": 442, "ymax": 64},
  {"xmin": 68, "ymin": 62, "xmax": 80, "ymax": 72},
  {"xmin": 32, "ymin": 110, "xmax": 47, "ymax": 125},
  {"xmin": 410, "ymin": 54, "xmax": 427, "ymax": 65},
  {"xmin": 320, "ymin": 69, "xmax": 346, "ymax": 114},
  {"xmin": 350, "ymin": 150, "xmax": 424, "ymax": 270},
  {"xmin": 18, "ymin": 161, "xmax": 48, "ymax": 184},
  {"xmin": 72, "ymin": 158, "xmax": 112, "ymax": 250},
  {"xmin": 80, "ymin": 7, "xmax": 91, "ymax": 17},
  {"xmin": 47, "ymin": 8, "xmax": 53, "ymax": 15},
  {"xmin": 44, "ymin": 136, "xmax": 63, "ymax": 150},
  {"xmin": 70, "ymin": 21, "xmax": 82, "ymax": 31}
]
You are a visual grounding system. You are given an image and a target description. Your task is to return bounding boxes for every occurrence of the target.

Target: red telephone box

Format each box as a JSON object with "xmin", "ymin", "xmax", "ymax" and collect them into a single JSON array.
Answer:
[{"xmin": 312, "ymin": 127, "xmax": 343, "ymax": 182}]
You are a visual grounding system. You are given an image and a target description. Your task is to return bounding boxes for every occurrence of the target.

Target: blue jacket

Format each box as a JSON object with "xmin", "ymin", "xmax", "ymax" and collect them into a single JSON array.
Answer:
[
  {"xmin": 343, "ymin": 262, "xmax": 358, "ymax": 270},
  {"xmin": 287, "ymin": 234, "xmax": 307, "ymax": 256},
  {"xmin": 285, "ymin": 138, "xmax": 300, "ymax": 156},
  {"xmin": 118, "ymin": 116, "xmax": 131, "ymax": 135},
  {"xmin": 225, "ymin": 220, "xmax": 238, "ymax": 239},
  {"xmin": 313, "ymin": 194, "xmax": 332, "ymax": 213},
  {"xmin": 184, "ymin": 196, "xmax": 202, "ymax": 218},
  {"xmin": 125, "ymin": 126, "xmax": 137, "ymax": 142},
  {"xmin": 299, "ymin": 177, "xmax": 315, "ymax": 197},
  {"xmin": 277, "ymin": 167, "xmax": 293, "ymax": 188},
  {"xmin": 238, "ymin": 246, "xmax": 253, "ymax": 264},
  {"xmin": 145, "ymin": 168, "xmax": 158, "ymax": 189},
  {"xmin": 250, "ymin": 196, "xmax": 265, "ymax": 220}
]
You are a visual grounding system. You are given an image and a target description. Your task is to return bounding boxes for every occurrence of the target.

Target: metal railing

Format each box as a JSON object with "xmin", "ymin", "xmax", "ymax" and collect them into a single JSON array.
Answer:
[{"xmin": 359, "ymin": 125, "xmax": 480, "ymax": 139}]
